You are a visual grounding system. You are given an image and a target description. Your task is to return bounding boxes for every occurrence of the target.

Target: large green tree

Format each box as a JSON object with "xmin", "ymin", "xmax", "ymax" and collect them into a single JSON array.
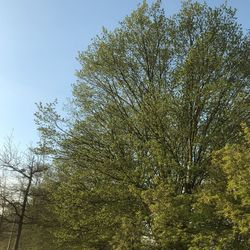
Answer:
[{"xmin": 36, "ymin": 1, "xmax": 250, "ymax": 249}]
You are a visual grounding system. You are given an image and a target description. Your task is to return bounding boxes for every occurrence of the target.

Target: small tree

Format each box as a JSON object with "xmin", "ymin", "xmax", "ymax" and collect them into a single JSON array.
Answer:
[
  {"xmin": 0, "ymin": 140, "xmax": 47, "ymax": 250},
  {"xmin": 191, "ymin": 126, "xmax": 250, "ymax": 248}
]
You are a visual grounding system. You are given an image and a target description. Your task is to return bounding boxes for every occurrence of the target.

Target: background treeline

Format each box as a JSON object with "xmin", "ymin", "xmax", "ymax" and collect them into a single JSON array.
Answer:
[{"xmin": 0, "ymin": 1, "xmax": 249, "ymax": 249}]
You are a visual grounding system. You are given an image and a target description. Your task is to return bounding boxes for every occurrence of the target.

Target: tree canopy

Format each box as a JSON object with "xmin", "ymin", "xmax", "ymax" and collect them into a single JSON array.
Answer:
[{"xmin": 5, "ymin": 1, "xmax": 249, "ymax": 249}]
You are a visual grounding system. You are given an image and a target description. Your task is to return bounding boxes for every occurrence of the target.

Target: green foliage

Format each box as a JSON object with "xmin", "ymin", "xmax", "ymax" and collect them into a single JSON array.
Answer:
[
  {"xmin": 34, "ymin": 1, "xmax": 250, "ymax": 249},
  {"xmin": 191, "ymin": 125, "xmax": 250, "ymax": 249}
]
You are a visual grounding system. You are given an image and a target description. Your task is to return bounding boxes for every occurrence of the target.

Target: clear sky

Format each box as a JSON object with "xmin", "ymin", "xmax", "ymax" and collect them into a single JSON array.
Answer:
[{"xmin": 0, "ymin": 0, "xmax": 249, "ymax": 149}]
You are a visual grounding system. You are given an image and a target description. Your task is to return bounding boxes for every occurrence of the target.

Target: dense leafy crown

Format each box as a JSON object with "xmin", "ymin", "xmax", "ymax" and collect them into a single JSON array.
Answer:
[{"xmin": 35, "ymin": 1, "xmax": 249, "ymax": 249}]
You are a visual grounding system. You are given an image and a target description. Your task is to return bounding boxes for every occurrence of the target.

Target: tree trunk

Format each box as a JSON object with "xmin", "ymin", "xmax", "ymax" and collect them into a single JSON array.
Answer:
[{"xmin": 14, "ymin": 173, "xmax": 33, "ymax": 250}]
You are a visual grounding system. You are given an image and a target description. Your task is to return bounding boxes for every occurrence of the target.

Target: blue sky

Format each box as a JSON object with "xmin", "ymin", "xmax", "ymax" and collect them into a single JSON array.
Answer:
[{"xmin": 0, "ymin": 0, "xmax": 249, "ymax": 149}]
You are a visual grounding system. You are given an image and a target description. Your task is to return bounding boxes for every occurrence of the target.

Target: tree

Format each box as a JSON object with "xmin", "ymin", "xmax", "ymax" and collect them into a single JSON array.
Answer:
[
  {"xmin": 36, "ymin": 1, "xmax": 249, "ymax": 249},
  {"xmin": 0, "ymin": 140, "xmax": 48, "ymax": 250},
  {"xmin": 190, "ymin": 125, "xmax": 250, "ymax": 249}
]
